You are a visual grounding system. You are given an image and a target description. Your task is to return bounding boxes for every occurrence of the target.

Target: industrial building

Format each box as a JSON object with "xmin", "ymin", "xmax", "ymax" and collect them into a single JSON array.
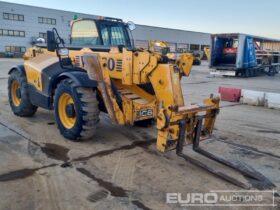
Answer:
[{"xmin": 0, "ymin": 1, "xmax": 210, "ymax": 57}]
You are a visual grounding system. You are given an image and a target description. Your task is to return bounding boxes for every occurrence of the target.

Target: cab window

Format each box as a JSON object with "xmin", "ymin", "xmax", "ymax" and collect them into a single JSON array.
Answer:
[
  {"xmin": 99, "ymin": 23, "xmax": 130, "ymax": 47},
  {"xmin": 71, "ymin": 20, "xmax": 101, "ymax": 46},
  {"xmin": 100, "ymin": 27, "xmax": 110, "ymax": 46},
  {"xmin": 111, "ymin": 26, "xmax": 126, "ymax": 46}
]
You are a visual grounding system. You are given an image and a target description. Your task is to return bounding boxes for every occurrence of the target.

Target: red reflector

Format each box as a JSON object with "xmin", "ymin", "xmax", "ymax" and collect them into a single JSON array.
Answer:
[
  {"xmin": 223, "ymin": 48, "xmax": 237, "ymax": 54},
  {"xmin": 218, "ymin": 87, "xmax": 241, "ymax": 102}
]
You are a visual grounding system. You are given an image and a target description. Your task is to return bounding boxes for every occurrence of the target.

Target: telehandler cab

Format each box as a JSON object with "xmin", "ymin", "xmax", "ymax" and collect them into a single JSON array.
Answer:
[{"xmin": 8, "ymin": 17, "xmax": 274, "ymax": 189}]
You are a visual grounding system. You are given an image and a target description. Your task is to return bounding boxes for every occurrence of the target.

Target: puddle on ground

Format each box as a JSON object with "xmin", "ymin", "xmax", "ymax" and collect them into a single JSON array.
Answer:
[
  {"xmin": 0, "ymin": 164, "xmax": 57, "ymax": 182},
  {"xmin": 256, "ymin": 130, "xmax": 280, "ymax": 134},
  {"xmin": 40, "ymin": 143, "xmax": 69, "ymax": 162},
  {"xmin": 131, "ymin": 200, "xmax": 152, "ymax": 210},
  {"xmin": 0, "ymin": 168, "xmax": 37, "ymax": 181},
  {"xmin": 73, "ymin": 139, "xmax": 156, "ymax": 162},
  {"xmin": 76, "ymin": 167, "xmax": 127, "ymax": 197},
  {"xmin": 60, "ymin": 162, "xmax": 72, "ymax": 168}
]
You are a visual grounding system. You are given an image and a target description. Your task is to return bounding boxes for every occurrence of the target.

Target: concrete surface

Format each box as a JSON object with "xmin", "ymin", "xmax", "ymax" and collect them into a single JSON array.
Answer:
[{"xmin": 0, "ymin": 59, "xmax": 279, "ymax": 210}]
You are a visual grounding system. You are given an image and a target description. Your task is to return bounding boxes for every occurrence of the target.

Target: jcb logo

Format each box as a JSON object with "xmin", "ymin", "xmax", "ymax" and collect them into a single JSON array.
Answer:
[{"xmin": 137, "ymin": 109, "xmax": 153, "ymax": 118}]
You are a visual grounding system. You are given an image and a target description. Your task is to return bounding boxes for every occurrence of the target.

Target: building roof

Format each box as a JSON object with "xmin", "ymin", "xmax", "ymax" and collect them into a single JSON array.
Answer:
[{"xmin": 136, "ymin": 24, "xmax": 210, "ymax": 36}]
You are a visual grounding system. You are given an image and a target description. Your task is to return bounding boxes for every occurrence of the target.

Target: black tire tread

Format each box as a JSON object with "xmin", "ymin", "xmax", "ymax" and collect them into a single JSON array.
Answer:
[
  {"xmin": 76, "ymin": 87, "xmax": 100, "ymax": 138},
  {"xmin": 54, "ymin": 79, "xmax": 99, "ymax": 140},
  {"xmin": 8, "ymin": 70, "xmax": 37, "ymax": 117}
]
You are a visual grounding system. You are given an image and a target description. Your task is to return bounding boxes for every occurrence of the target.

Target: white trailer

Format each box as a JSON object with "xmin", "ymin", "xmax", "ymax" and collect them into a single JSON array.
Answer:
[{"xmin": 209, "ymin": 33, "xmax": 280, "ymax": 77}]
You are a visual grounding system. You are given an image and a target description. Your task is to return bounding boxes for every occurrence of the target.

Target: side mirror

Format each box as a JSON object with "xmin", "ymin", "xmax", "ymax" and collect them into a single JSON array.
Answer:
[
  {"xmin": 127, "ymin": 21, "xmax": 136, "ymax": 31},
  {"xmin": 36, "ymin": 38, "xmax": 45, "ymax": 44},
  {"xmin": 47, "ymin": 30, "xmax": 57, "ymax": 52}
]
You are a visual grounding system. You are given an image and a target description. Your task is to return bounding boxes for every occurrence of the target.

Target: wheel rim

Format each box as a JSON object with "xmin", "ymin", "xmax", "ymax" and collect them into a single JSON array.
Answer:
[
  {"xmin": 11, "ymin": 80, "xmax": 21, "ymax": 107},
  {"xmin": 58, "ymin": 93, "xmax": 77, "ymax": 129}
]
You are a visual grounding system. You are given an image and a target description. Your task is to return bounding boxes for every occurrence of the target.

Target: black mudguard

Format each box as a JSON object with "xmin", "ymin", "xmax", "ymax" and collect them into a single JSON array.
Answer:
[
  {"xmin": 55, "ymin": 71, "xmax": 98, "ymax": 89},
  {"xmin": 8, "ymin": 65, "xmax": 26, "ymax": 75},
  {"xmin": 8, "ymin": 64, "xmax": 98, "ymax": 110}
]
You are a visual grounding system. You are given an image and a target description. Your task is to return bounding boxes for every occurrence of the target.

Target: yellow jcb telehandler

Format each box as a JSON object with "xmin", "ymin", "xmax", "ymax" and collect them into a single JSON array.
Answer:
[
  {"xmin": 204, "ymin": 47, "xmax": 211, "ymax": 61},
  {"xmin": 148, "ymin": 40, "xmax": 202, "ymax": 65},
  {"xmin": 8, "ymin": 17, "xmax": 273, "ymax": 189}
]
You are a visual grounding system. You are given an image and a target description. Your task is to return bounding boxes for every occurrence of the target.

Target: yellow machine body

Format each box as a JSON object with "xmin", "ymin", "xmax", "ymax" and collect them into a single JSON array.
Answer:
[
  {"xmin": 24, "ymin": 44, "xmax": 219, "ymax": 152},
  {"xmin": 20, "ymin": 18, "xmax": 219, "ymax": 153}
]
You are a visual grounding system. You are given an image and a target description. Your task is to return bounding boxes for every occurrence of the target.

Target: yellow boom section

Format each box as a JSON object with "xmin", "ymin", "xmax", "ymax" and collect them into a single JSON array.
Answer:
[{"xmin": 82, "ymin": 47, "xmax": 219, "ymax": 152}]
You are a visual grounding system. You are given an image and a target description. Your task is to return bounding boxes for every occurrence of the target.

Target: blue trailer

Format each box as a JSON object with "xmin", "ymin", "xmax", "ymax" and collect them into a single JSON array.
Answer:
[{"xmin": 210, "ymin": 33, "xmax": 280, "ymax": 77}]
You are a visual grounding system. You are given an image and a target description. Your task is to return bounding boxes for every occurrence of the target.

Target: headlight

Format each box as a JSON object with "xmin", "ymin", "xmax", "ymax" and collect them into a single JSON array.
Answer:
[{"xmin": 58, "ymin": 48, "xmax": 69, "ymax": 56}]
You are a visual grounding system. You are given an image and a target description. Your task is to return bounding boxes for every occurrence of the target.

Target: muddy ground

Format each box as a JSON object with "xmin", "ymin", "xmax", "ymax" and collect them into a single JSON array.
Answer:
[{"xmin": 0, "ymin": 59, "xmax": 279, "ymax": 210}]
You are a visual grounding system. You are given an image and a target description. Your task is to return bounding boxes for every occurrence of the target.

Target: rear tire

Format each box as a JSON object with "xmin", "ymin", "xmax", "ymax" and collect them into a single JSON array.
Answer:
[
  {"xmin": 54, "ymin": 79, "xmax": 100, "ymax": 140},
  {"xmin": 8, "ymin": 70, "xmax": 37, "ymax": 117}
]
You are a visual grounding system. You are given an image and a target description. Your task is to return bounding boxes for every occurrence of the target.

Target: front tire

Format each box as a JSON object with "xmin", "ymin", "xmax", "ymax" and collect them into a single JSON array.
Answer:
[
  {"xmin": 54, "ymin": 79, "xmax": 100, "ymax": 140},
  {"xmin": 8, "ymin": 70, "xmax": 38, "ymax": 117}
]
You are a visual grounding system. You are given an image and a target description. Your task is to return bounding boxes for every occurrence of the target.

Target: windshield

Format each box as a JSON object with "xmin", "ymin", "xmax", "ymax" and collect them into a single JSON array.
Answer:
[
  {"xmin": 71, "ymin": 20, "xmax": 101, "ymax": 46},
  {"xmin": 71, "ymin": 20, "xmax": 131, "ymax": 47}
]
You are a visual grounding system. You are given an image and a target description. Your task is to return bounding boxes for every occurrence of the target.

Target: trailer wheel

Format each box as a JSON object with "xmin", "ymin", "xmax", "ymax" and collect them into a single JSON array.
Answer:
[
  {"xmin": 249, "ymin": 69, "xmax": 253, "ymax": 77},
  {"xmin": 244, "ymin": 69, "xmax": 249, "ymax": 78},
  {"xmin": 54, "ymin": 79, "xmax": 100, "ymax": 140},
  {"xmin": 268, "ymin": 67, "xmax": 276, "ymax": 76},
  {"xmin": 8, "ymin": 70, "xmax": 38, "ymax": 117},
  {"xmin": 252, "ymin": 69, "xmax": 256, "ymax": 77}
]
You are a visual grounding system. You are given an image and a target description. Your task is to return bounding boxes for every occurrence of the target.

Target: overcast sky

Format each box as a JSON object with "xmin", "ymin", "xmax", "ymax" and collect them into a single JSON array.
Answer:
[{"xmin": 3, "ymin": 0, "xmax": 280, "ymax": 39}]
